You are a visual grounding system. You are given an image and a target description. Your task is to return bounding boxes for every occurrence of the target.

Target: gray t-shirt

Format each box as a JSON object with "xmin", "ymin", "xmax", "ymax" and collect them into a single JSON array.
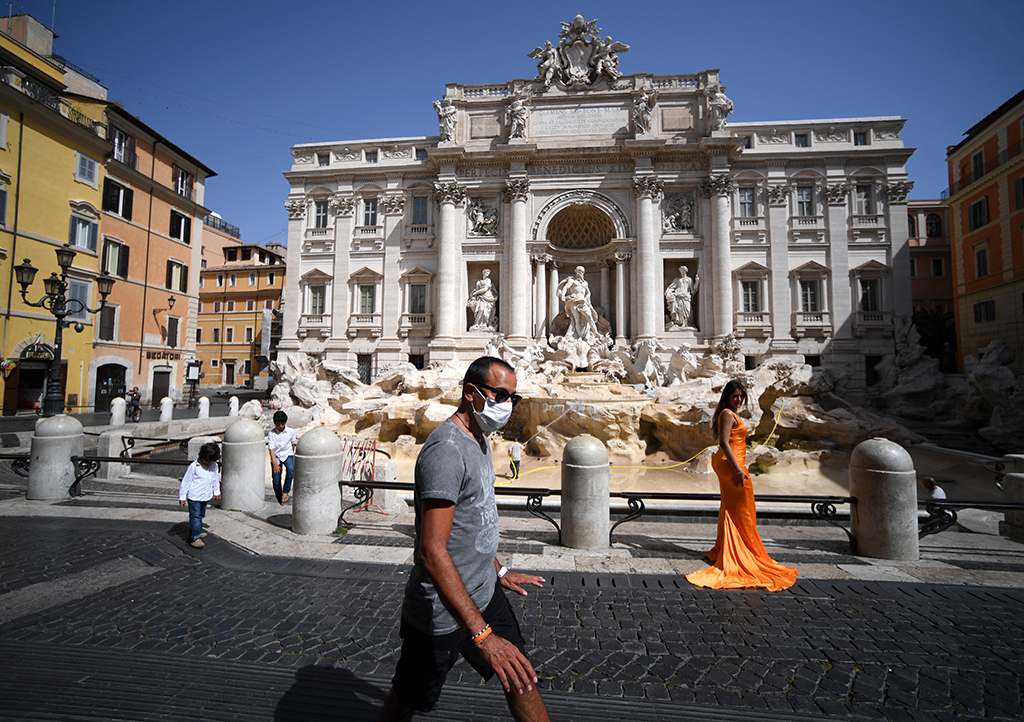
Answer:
[{"xmin": 402, "ymin": 419, "xmax": 499, "ymax": 635}]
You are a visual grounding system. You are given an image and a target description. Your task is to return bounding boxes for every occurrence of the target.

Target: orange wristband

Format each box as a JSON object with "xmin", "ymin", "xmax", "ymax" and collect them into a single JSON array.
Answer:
[{"xmin": 472, "ymin": 624, "xmax": 492, "ymax": 646}]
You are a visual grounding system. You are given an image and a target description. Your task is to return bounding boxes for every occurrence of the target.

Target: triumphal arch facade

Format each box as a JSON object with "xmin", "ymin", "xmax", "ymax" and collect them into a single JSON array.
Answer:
[{"xmin": 281, "ymin": 15, "xmax": 914, "ymax": 396}]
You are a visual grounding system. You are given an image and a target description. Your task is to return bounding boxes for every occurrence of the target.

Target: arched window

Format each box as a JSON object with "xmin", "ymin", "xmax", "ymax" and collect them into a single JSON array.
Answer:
[{"xmin": 926, "ymin": 214, "xmax": 942, "ymax": 238}]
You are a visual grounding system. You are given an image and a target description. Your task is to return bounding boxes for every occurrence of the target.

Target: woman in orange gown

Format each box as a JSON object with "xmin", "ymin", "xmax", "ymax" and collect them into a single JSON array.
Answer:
[{"xmin": 686, "ymin": 380, "xmax": 798, "ymax": 591}]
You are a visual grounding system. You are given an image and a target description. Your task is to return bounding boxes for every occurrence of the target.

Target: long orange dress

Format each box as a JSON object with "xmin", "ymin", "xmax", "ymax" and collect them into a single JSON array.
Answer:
[{"xmin": 686, "ymin": 410, "xmax": 798, "ymax": 591}]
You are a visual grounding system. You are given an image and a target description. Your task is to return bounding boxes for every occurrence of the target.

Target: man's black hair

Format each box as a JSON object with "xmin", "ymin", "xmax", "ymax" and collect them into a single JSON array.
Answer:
[
  {"xmin": 463, "ymin": 356, "xmax": 515, "ymax": 388},
  {"xmin": 273, "ymin": 410, "xmax": 288, "ymax": 425}
]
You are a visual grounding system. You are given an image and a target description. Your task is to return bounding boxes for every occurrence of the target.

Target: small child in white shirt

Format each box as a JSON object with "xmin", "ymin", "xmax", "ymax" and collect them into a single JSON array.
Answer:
[
  {"xmin": 268, "ymin": 410, "xmax": 297, "ymax": 505},
  {"xmin": 179, "ymin": 442, "xmax": 221, "ymax": 548}
]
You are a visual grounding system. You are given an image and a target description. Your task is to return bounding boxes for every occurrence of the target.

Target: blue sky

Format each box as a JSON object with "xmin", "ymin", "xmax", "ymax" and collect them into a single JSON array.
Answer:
[{"xmin": 19, "ymin": 0, "xmax": 1024, "ymax": 246}]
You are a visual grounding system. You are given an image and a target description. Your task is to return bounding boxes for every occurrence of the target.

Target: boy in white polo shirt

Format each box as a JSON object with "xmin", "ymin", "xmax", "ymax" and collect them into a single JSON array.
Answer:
[
  {"xmin": 178, "ymin": 442, "xmax": 221, "ymax": 549},
  {"xmin": 268, "ymin": 410, "xmax": 297, "ymax": 505}
]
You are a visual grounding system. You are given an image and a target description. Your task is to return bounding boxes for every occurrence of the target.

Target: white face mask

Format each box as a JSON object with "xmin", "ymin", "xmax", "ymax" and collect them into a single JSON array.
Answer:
[{"xmin": 472, "ymin": 386, "xmax": 513, "ymax": 434}]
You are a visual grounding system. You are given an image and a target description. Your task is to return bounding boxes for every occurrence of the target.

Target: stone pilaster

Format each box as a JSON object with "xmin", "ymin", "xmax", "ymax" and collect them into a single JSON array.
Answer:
[
  {"xmin": 633, "ymin": 175, "xmax": 663, "ymax": 339},
  {"xmin": 504, "ymin": 178, "xmax": 531, "ymax": 344},
  {"xmin": 701, "ymin": 174, "xmax": 735, "ymax": 338},
  {"xmin": 532, "ymin": 253, "xmax": 551, "ymax": 339},
  {"xmin": 614, "ymin": 251, "xmax": 631, "ymax": 345},
  {"xmin": 433, "ymin": 182, "xmax": 465, "ymax": 341}
]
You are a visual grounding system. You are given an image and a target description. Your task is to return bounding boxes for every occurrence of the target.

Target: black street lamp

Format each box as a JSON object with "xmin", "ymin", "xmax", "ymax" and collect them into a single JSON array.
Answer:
[{"xmin": 15, "ymin": 244, "xmax": 115, "ymax": 417}]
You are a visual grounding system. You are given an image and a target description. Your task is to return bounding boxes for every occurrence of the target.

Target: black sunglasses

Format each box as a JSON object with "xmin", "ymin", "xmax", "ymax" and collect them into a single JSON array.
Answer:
[{"xmin": 473, "ymin": 383, "xmax": 523, "ymax": 407}]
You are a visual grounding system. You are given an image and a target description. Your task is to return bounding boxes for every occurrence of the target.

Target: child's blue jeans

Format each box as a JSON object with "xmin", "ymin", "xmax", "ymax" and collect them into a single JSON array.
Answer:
[
  {"xmin": 272, "ymin": 455, "xmax": 294, "ymax": 502},
  {"xmin": 187, "ymin": 499, "xmax": 208, "ymax": 542}
]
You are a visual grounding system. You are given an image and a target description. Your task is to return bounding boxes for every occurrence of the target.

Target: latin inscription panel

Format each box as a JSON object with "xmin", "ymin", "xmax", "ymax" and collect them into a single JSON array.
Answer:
[{"xmin": 531, "ymin": 105, "xmax": 629, "ymax": 137}]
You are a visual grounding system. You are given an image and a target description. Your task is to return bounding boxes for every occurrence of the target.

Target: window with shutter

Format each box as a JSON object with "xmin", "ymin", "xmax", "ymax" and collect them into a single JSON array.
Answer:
[
  {"xmin": 99, "ymin": 305, "xmax": 115, "ymax": 340},
  {"xmin": 167, "ymin": 317, "xmax": 179, "ymax": 348}
]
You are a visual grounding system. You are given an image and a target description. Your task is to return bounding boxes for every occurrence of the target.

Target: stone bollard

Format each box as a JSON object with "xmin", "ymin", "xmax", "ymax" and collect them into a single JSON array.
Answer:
[
  {"xmin": 293, "ymin": 427, "xmax": 343, "ymax": 535},
  {"xmin": 159, "ymin": 397, "xmax": 173, "ymax": 422},
  {"xmin": 28, "ymin": 416, "xmax": 84, "ymax": 500},
  {"xmin": 561, "ymin": 434, "xmax": 609, "ymax": 549},
  {"xmin": 109, "ymin": 397, "xmax": 126, "ymax": 426},
  {"xmin": 188, "ymin": 435, "xmax": 222, "ymax": 461},
  {"xmin": 998, "ymin": 454, "xmax": 1024, "ymax": 540},
  {"xmin": 198, "ymin": 397, "xmax": 210, "ymax": 419},
  {"xmin": 849, "ymin": 437, "xmax": 919, "ymax": 560},
  {"xmin": 220, "ymin": 419, "xmax": 265, "ymax": 512},
  {"xmin": 228, "ymin": 396, "xmax": 239, "ymax": 417},
  {"xmin": 96, "ymin": 430, "xmax": 129, "ymax": 480}
]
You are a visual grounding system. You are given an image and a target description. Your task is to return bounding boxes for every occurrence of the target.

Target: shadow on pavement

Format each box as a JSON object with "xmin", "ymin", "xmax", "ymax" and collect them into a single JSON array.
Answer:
[{"xmin": 275, "ymin": 664, "xmax": 386, "ymax": 721}]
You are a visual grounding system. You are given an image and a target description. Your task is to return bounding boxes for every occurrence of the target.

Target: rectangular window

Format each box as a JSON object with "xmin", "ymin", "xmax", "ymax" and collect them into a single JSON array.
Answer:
[
  {"xmin": 975, "ymin": 247, "xmax": 989, "ymax": 277},
  {"xmin": 741, "ymin": 280, "xmax": 760, "ymax": 313},
  {"xmin": 225, "ymin": 327, "xmax": 234, "ymax": 343},
  {"xmin": 794, "ymin": 134, "xmax": 809, "ymax": 148},
  {"xmin": 265, "ymin": 299, "xmax": 274, "ymax": 309},
  {"xmin": 242, "ymin": 249, "xmax": 251, "ymax": 261},
  {"xmin": 410, "ymin": 284, "xmax": 426, "ymax": 314},
  {"xmin": 363, "ymin": 198, "xmax": 378, "ymax": 227},
  {"xmin": 796, "ymin": 186, "xmax": 814, "ymax": 217},
  {"xmin": 309, "ymin": 285, "xmax": 325, "ymax": 315},
  {"xmin": 212, "ymin": 327, "xmax": 220, "ymax": 343},
  {"xmin": 853, "ymin": 131, "xmax": 868, "ymax": 146},
  {"xmin": 855, "ymin": 184, "xmax": 874, "ymax": 215},
  {"xmin": 243, "ymin": 359, "xmax": 252, "ymax": 376},
  {"xmin": 742, "ymin": 136, "xmax": 752, "ymax": 149},
  {"xmin": 909, "ymin": 259, "xmax": 917, "ymax": 277},
  {"xmin": 111, "ymin": 127, "xmax": 136, "ymax": 168},
  {"xmin": 166, "ymin": 260, "xmax": 188, "ymax": 293},
  {"xmin": 69, "ymin": 215, "xmax": 98, "ymax": 251},
  {"xmin": 229, "ymin": 274, "xmax": 236, "ymax": 287},
  {"xmin": 859, "ymin": 279, "xmax": 880, "ymax": 312},
  {"xmin": 98, "ymin": 305, "xmax": 115, "ymax": 341},
  {"xmin": 413, "ymin": 196, "xmax": 429, "ymax": 225},
  {"xmin": 415, "ymin": 148, "xmax": 429, "ymax": 161},
  {"xmin": 267, "ymin": 271, "xmax": 275, "ymax": 285},
  {"xmin": 738, "ymin": 188, "xmax": 755, "ymax": 218},
  {"xmin": 101, "ymin": 239, "xmax": 130, "ymax": 278},
  {"xmin": 317, "ymin": 153, "xmax": 329, "ymax": 167},
  {"xmin": 227, "ymin": 301, "xmax": 235, "ymax": 312},
  {"xmin": 211, "ymin": 358, "xmax": 219, "ymax": 368},
  {"xmin": 213, "ymin": 301, "xmax": 222, "ymax": 313},
  {"xmin": 0, "ymin": 188, "xmax": 6, "ymax": 225},
  {"xmin": 365, "ymin": 150, "xmax": 378, "ymax": 163},
  {"xmin": 973, "ymin": 300, "xmax": 996, "ymax": 322},
  {"xmin": 217, "ymin": 274, "xmax": 224, "ymax": 288},
  {"xmin": 800, "ymin": 279, "xmax": 820, "ymax": 312},
  {"xmin": 195, "ymin": 327, "xmax": 202, "ymax": 344},
  {"xmin": 68, "ymin": 281, "xmax": 89, "ymax": 321},
  {"xmin": 968, "ymin": 197, "xmax": 989, "ymax": 230},
  {"xmin": 249, "ymin": 273, "xmax": 256, "ymax": 287},
  {"xmin": 245, "ymin": 326, "xmax": 254, "ymax": 343},
  {"xmin": 314, "ymin": 200, "xmax": 329, "ymax": 228},
  {"xmin": 75, "ymin": 151, "xmax": 98, "ymax": 187},
  {"xmin": 246, "ymin": 299, "xmax": 255, "ymax": 311},
  {"xmin": 971, "ymin": 150, "xmax": 985, "ymax": 181},
  {"xmin": 166, "ymin": 317, "xmax": 179, "ymax": 348},
  {"xmin": 359, "ymin": 285, "xmax": 375, "ymax": 315},
  {"xmin": 102, "ymin": 179, "xmax": 134, "ymax": 220},
  {"xmin": 226, "ymin": 249, "xmax": 237, "ymax": 261},
  {"xmin": 932, "ymin": 258, "xmax": 943, "ymax": 277},
  {"xmin": 173, "ymin": 165, "xmax": 194, "ymax": 199},
  {"xmin": 1016, "ymin": 177, "xmax": 1024, "ymax": 210},
  {"xmin": 170, "ymin": 210, "xmax": 191, "ymax": 244}
]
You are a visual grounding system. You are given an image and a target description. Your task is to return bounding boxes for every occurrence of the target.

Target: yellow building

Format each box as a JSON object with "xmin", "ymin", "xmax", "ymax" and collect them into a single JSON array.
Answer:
[
  {"xmin": 196, "ymin": 226, "xmax": 284, "ymax": 391},
  {"xmin": 0, "ymin": 15, "xmax": 111, "ymax": 413}
]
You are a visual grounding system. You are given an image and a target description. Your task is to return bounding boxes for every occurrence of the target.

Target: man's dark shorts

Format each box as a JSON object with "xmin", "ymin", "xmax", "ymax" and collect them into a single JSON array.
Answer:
[{"xmin": 391, "ymin": 584, "xmax": 529, "ymax": 712}]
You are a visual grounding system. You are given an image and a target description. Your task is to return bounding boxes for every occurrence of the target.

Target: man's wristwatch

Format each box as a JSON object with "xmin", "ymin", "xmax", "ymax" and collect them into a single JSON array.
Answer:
[{"xmin": 497, "ymin": 566, "xmax": 509, "ymax": 579}]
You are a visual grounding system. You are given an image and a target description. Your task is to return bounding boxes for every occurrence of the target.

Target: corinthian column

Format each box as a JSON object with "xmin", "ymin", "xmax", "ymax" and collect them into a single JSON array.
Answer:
[
  {"xmin": 633, "ymin": 175, "xmax": 664, "ymax": 339},
  {"xmin": 614, "ymin": 251, "xmax": 631, "ymax": 345},
  {"xmin": 504, "ymin": 178, "xmax": 531, "ymax": 344},
  {"xmin": 532, "ymin": 253, "xmax": 551, "ymax": 339},
  {"xmin": 433, "ymin": 181, "xmax": 465, "ymax": 340},
  {"xmin": 700, "ymin": 174, "xmax": 735, "ymax": 338}
]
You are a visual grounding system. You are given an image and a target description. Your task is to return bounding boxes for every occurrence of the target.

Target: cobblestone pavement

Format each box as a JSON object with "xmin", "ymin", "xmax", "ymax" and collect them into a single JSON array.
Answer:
[{"xmin": 1, "ymin": 516, "xmax": 1022, "ymax": 721}]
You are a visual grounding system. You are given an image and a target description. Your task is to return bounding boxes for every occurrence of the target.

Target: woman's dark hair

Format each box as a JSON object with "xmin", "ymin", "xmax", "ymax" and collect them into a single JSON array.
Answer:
[
  {"xmin": 198, "ymin": 442, "xmax": 221, "ymax": 464},
  {"xmin": 712, "ymin": 379, "xmax": 748, "ymax": 430}
]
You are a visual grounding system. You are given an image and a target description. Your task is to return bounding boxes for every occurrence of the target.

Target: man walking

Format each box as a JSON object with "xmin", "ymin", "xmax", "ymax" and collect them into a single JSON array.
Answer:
[
  {"xmin": 508, "ymin": 436, "xmax": 523, "ymax": 480},
  {"xmin": 379, "ymin": 357, "xmax": 550, "ymax": 722}
]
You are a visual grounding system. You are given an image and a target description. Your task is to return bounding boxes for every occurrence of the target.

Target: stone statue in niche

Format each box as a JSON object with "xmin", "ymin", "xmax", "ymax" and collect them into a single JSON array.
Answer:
[
  {"xmin": 703, "ymin": 81, "xmax": 733, "ymax": 132},
  {"xmin": 433, "ymin": 98, "xmax": 457, "ymax": 143},
  {"xmin": 632, "ymin": 89, "xmax": 656, "ymax": 135},
  {"xmin": 467, "ymin": 200, "xmax": 499, "ymax": 236},
  {"xmin": 506, "ymin": 96, "xmax": 528, "ymax": 139},
  {"xmin": 665, "ymin": 265, "xmax": 700, "ymax": 329},
  {"xmin": 557, "ymin": 266, "xmax": 601, "ymax": 343},
  {"xmin": 548, "ymin": 265, "xmax": 613, "ymax": 370},
  {"xmin": 468, "ymin": 269, "xmax": 498, "ymax": 331},
  {"xmin": 662, "ymin": 194, "xmax": 695, "ymax": 232}
]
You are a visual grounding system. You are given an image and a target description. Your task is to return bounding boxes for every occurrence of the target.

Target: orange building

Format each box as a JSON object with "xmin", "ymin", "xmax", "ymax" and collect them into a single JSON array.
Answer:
[
  {"xmin": 907, "ymin": 200, "xmax": 955, "ymax": 371},
  {"xmin": 944, "ymin": 89, "xmax": 1024, "ymax": 374},
  {"xmin": 196, "ymin": 234, "xmax": 284, "ymax": 390},
  {"xmin": 90, "ymin": 104, "xmax": 215, "ymax": 409}
]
